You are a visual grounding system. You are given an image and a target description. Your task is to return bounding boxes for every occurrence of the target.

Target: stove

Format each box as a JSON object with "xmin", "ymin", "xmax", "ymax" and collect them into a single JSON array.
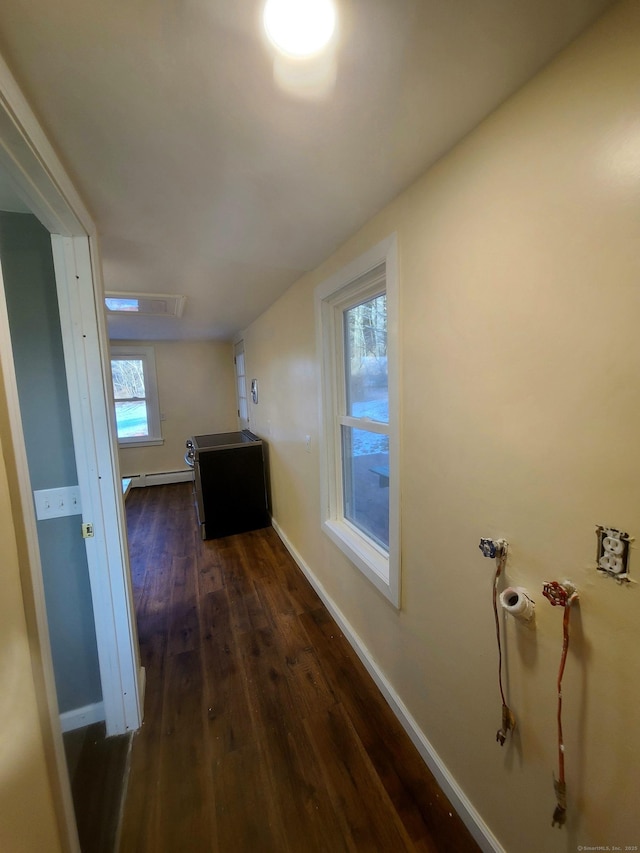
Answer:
[{"xmin": 185, "ymin": 430, "xmax": 269, "ymax": 539}]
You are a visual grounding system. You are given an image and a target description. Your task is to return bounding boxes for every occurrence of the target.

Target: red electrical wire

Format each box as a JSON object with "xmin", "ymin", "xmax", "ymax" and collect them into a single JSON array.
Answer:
[
  {"xmin": 493, "ymin": 549, "xmax": 515, "ymax": 745},
  {"xmin": 543, "ymin": 581, "xmax": 578, "ymax": 828}
]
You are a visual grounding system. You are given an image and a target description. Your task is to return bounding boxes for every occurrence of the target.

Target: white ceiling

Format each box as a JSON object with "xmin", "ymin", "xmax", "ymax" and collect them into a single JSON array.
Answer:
[{"xmin": 0, "ymin": 0, "xmax": 614, "ymax": 341}]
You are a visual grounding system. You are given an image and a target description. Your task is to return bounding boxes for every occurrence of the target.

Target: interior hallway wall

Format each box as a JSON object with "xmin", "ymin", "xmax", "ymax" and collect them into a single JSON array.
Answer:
[
  {"xmin": 116, "ymin": 339, "xmax": 237, "ymax": 477},
  {"xmin": 240, "ymin": 2, "xmax": 640, "ymax": 850},
  {"xmin": 0, "ymin": 212, "xmax": 102, "ymax": 716},
  {"xmin": 0, "ymin": 410, "xmax": 64, "ymax": 853}
]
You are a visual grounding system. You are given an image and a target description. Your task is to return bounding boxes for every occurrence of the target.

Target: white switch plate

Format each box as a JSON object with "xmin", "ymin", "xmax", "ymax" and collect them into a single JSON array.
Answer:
[{"xmin": 33, "ymin": 485, "xmax": 82, "ymax": 520}]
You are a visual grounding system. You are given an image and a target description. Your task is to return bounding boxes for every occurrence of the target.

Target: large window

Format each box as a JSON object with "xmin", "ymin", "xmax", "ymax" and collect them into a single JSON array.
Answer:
[
  {"xmin": 110, "ymin": 346, "xmax": 162, "ymax": 445},
  {"xmin": 315, "ymin": 235, "xmax": 400, "ymax": 606}
]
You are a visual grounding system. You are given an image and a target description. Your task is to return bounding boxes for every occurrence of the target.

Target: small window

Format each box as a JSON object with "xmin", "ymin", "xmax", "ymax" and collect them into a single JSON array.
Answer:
[
  {"xmin": 110, "ymin": 346, "xmax": 162, "ymax": 445},
  {"xmin": 315, "ymin": 234, "xmax": 400, "ymax": 606}
]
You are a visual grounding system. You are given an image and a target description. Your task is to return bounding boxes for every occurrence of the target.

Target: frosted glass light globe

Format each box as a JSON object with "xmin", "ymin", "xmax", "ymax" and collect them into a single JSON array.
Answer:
[{"xmin": 263, "ymin": 0, "xmax": 337, "ymax": 58}]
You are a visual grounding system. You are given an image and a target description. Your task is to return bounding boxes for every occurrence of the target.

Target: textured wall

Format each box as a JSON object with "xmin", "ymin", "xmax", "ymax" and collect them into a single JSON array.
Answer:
[
  {"xmin": 116, "ymin": 338, "xmax": 237, "ymax": 476},
  {"xmin": 240, "ymin": 2, "xmax": 640, "ymax": 850},
  {"xmin": 0, "ymin": 426, "xmax": 64, "ymax": 852}
]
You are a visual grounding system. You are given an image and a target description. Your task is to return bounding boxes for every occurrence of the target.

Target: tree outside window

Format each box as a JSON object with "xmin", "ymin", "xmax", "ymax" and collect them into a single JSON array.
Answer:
[{"xmin": 110, "ymin": 346, "xmax": 161, "ymax": 444}]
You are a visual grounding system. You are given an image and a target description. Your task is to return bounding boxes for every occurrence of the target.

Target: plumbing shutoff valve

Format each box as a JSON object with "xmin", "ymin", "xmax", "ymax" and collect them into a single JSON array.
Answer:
[
  {"xmin": 542, "ymin": 580, "xmax": 576, "ymax": 608},
  {"xmin": 596, "ymin": 525, "xmax": 630, "ymax": 580},
  {"xmin": 479, "ymin": 538, "xmax": 507, "ymax": 559}
]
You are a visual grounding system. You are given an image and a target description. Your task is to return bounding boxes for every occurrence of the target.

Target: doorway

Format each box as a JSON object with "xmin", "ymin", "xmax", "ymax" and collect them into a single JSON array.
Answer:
[
  {"xmin": 0, "ymin": 211, "xmax": 103, "ymax": 729},
  {"xmin": 0, "ymin": 60, "xmax": 143, "ymax": 851},
  {"xmin": 234, "ymin": 339, "xmax": 250, "ymax": 431}
]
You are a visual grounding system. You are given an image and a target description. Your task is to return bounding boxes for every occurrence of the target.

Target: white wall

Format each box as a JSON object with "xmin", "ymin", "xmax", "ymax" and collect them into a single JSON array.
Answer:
[
  {"xmin": 0, "ymin": 386, "xmax": 64, "ymax": 852},
  {"xmin": 116, "ymin": 339, "xmax": 237, "ymax": 477},
  {"xmin": 240, "ymin": 2, "xmax": 640, "ymax": 850}
]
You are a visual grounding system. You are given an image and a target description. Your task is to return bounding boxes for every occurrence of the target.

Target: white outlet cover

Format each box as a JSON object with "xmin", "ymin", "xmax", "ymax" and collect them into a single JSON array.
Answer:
[{"xmin": 33, "ymin": 485, "xmax": 82, "ymax": 520}]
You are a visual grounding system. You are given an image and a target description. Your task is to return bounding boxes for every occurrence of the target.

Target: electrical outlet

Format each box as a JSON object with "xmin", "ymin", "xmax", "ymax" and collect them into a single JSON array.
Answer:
[
  {"xmin": 305, "ymin": 435, "xmax": 311, "ymax": 453},
  {"xmin": 596, "ymin": 525, "xmax": 630, "ymax": 578},
  {"xmin": 33, "ymin": 485, "xmax": 82, "ymax": 520}
]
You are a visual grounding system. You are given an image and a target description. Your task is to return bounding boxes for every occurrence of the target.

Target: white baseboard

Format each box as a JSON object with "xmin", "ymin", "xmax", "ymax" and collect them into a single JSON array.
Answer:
[
  {"xmin": 129, "ymin": 469, "xmax": 194, "ymax": 488},
  {"xmin": 60, "ymin": 700, "xmax": 105, "ymax": 733},
  {"xmin": 271, "ymin": 518, "xmax": 504, "ymax": 853}
]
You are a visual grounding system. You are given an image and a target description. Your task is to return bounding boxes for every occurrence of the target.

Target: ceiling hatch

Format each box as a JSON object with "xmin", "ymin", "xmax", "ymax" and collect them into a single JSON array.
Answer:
[{"xmin": 105, "ymin": 292, "xmax": 187, "ymax": 317}]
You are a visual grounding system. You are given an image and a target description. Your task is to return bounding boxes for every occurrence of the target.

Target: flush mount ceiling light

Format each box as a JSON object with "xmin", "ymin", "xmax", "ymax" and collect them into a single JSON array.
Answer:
[
  {"xmin": 263, "ymin": 0, "xmax": 337, "ymax": 58},
  {"xmin": 105, "ymin": 292, "xmax": 186, "ymax": 318}
]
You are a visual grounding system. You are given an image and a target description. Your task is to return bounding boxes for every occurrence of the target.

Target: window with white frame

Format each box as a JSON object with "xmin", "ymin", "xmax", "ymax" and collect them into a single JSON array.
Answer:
[
  {"xmin": 315, "ymin": 234, "xmax": 400, "ymax": 606},
  {"xmin": 110, "ymin": 346, "xmax": 162, "ymax": 445}
]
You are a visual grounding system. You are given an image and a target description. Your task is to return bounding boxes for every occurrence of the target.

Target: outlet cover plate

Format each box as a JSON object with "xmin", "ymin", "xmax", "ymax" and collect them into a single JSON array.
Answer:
[
  {"xmin": 596, "ymin": 525, "xmax": 630, "ymax": 579},
  {"xmin": 34, "ymin": 485, "xmax": 82, "ymax": 520}
]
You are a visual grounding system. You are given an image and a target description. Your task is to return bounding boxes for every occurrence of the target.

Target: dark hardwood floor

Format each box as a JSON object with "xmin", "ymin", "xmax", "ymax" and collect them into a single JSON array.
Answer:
[
  {"xmin": 119, "ymin": 483, "xmax": 480, "ymax": 853},
  {"xmin": 64, "ymin": 721, "xmax": 130, "ymax": 853}
]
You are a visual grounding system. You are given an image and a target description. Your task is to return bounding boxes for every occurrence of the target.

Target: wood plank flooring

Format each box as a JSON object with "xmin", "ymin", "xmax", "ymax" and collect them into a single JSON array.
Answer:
[
  {"xmin": 119, "ymin": 484, "xmax": 480, "ymax": 853},
  {"xmin": 63, "ymin": 722, "xmax": 130, "ymax": 853}
]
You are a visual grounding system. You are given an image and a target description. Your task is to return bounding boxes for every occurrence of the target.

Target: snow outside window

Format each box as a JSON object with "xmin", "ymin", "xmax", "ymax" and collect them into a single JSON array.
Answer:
[{"xmin": 110, "ymin": 346, "xmax": 162, "ymax": 446}]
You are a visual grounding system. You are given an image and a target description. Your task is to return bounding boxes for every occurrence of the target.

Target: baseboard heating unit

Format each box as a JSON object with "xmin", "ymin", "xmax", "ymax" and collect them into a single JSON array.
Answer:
[{"xmin": 128, "ymin": 470, "xmax": 194, "ymax": 488}]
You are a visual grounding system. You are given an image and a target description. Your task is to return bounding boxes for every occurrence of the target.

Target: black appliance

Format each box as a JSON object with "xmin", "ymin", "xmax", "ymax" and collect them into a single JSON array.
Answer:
[{"xmin": 185, "ymin": 430, "xmax": 269, "ymax": 539}]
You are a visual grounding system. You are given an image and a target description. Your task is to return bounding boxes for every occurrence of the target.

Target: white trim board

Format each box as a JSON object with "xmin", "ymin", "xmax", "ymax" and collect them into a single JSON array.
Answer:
[
  {"xmin": 270, "ymin": 517, "xmax": 504, "ymax": 853},
  {"xmin": 52, "ymin": 236, "xmax": 143, "ymax": 737},
  {"xmin": 59, "ymin": 701, "xmax": 105, "ymax": 733}
]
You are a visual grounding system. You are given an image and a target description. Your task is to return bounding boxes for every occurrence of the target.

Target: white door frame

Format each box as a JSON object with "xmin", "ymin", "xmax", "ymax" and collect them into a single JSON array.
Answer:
[
  {"xmin": 234, "ymin": 339, "xmax": 250, "ymax": 431},
  {"xmin": 0, "ymin": 49, "xmax": 142, "ymax": 851},
  {"xmin": 52, "ymin": 235, "xmax": 143, "ymax": 734}
]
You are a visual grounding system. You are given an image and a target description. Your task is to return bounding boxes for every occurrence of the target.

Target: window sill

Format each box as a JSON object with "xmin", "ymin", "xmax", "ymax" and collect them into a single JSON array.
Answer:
[
  {"xmin": 117, "ymin": 437, "xmax": 164, "ymax": 448},
  {"xmin": 322, "ymin": 518, "xmax": 399, "ymax": 607}
]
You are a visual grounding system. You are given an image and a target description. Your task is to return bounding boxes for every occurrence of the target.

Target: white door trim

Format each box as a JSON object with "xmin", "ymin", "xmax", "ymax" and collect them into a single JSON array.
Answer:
[
  {"xmin": 52, "ymin": 235, "xmax": 143, "ymax": 735},
  {"xmin": 234, "ymin": 339, "xmax": 250, "ymax": 431}
]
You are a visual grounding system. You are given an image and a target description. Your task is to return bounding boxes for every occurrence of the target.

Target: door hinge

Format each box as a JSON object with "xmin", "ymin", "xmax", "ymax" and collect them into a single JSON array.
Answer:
[{"xmin": 82, "ymin": 522, "xmax": 95, "ymax": 538}]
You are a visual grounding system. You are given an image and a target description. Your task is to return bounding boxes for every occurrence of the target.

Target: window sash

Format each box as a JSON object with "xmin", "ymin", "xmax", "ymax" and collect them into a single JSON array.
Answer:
[
  {"xmin": 110, "ymin": 346, "xmax": 162, "ymax": 445},
  {"xmin": 338, "ymin": 414, "xmax": 389, "ymax": 433},
  {"xmin": 335, "ymin": 292, "xmax": 390, "ymax": 554},
  {"xmin": 340, "ymin": 423, "xmax": 389, "ymax": 550}
]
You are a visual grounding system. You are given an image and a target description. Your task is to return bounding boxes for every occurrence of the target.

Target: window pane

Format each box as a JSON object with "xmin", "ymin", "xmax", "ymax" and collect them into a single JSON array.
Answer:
[
  {"xmin": 105, "ymin": 297, "xmax": 140, "ymax": 312},
  {"xmin": 115, "ymin": 400, "xmax": 149, "ymax": 438},
  {"xmin": 341, "ymin": 426, "xmax": 389, "ymax": 550},
  {"xmin": 111, "ymin": 358, "xmax": 146, "ymax": 399},
  {"xmin": 344, "ymin": 294, "xmax": 388, "ymax": 422}
]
